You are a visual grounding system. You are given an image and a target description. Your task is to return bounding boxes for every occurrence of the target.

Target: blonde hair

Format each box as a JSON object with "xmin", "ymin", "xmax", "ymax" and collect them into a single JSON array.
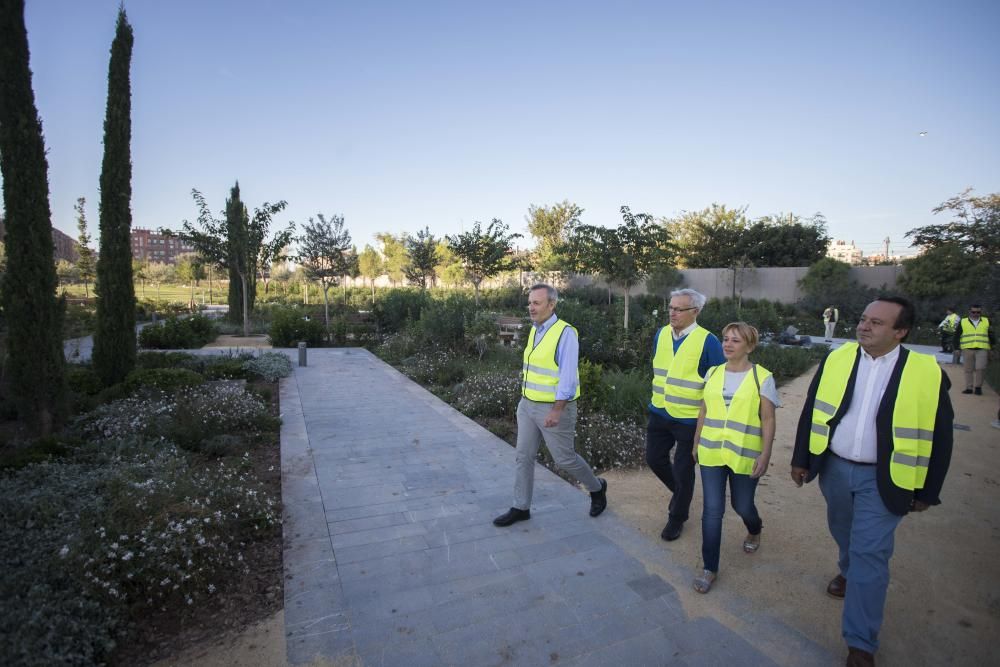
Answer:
[{"xmin": 721, "ymin": 321, "xmax": 759, "ymax": 352}]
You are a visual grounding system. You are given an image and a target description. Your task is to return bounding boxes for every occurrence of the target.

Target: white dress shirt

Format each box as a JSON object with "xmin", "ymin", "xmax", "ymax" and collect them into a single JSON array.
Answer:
[{"xmin": 829, "ymin": 344, "xmax": 901, "ymax": 463}]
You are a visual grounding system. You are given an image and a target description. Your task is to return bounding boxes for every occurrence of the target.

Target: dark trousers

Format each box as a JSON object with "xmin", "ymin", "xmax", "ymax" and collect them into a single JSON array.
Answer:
[{"xmin": 645, "ymin": 412, "xmax": 697, "ymax": 523}]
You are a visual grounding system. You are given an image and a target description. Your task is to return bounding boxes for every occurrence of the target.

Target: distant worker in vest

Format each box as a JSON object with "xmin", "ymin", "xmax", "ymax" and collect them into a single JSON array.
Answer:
[
  {"xmin": 936, "ymin": 306, "xmax": 959, "ymax": 355},
  {"xmin": 493, "ymin": 284, "xmax": 608, "ymax": 527},
  {"xmin": 691, "ymin": 322, "xmax": 779, "ymax": 594},
  {"xmin": 647, "ymin": 288, "xmax": 725, "ymax": 541},
  {"xmin": 791, "ymin": 296, "xmax": 954, "ymax": 667},
  {"xmin": 823, "ymin": 305, "xmax": 840, "ymax": 342},
  {"xmin": 955, "ymin": 303, "xmax": 994, "ymax": 395}
]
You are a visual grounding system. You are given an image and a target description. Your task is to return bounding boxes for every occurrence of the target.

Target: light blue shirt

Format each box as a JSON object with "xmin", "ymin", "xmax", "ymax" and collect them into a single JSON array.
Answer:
[{"xmin": 531, "ymin": 313, "xmax": 579, "ymax": 401}]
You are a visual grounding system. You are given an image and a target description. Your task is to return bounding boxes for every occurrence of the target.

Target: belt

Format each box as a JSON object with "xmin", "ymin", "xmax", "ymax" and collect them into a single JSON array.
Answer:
[{"xmin": 831, "ymin": 451, "xmax": 876, "ymax": 466}]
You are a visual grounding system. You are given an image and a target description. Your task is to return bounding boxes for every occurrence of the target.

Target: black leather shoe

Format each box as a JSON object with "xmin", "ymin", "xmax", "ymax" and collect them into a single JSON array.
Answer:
[
  {"xmin": 827, "ymin": 573, "xmax": 847, "ymax": 599},
  {"xmin": 660, "ymin": 518, "xmax": 683, "ymax": 541},
  {"xmin": 589, "ymin": 478, "xmax": 608, "ymax": 517},
  {"xmin": 975, "ymin": 387, "xmax": 983, "ymax": 395},
  {"xmin": 493, "ymin": 507, "xmax": 530, "ymax": 527}
]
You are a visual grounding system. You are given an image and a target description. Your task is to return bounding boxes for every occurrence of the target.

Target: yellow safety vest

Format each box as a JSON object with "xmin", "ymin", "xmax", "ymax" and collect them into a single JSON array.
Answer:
[
  {"xmin": 521, "ymin": 319, "xmax": 580, "ymax": 402},
  {"xmin": 942, "ymin": 313, "xmax": 959, "ymax": 333},
  {"xmin": 650, "ymin": 326, "xmax": 709, "ymax": 419},
  {"xmin": 809, "ymin": 342, "xmax": 941, "ymax": 491},
  {"xmin": 958, "ymin": 317, "xmax": 991, "ymax": 350},
  {"xmin": 698, "ymin": 364, "xmax": 773, "ymax": 475}
]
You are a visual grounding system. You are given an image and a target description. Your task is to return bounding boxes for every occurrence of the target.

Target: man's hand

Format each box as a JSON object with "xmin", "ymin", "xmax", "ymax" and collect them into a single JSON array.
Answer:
[
  {"xmin": 911, "ymin": 500, "xmax": 930, "ymax": 512},
  {"xmin": 790, "ymin": 466, "xmax": 808, "ymax": 487},
  {"xmin": 543, "ymin": 407, "xmax": 563, "ymax": 428}
]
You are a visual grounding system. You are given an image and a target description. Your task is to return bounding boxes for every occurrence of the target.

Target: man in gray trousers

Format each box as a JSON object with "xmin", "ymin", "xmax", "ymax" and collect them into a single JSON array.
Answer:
[{"xmin": 493, "ymin": 284, "xmax": 607, "ymax": 527}]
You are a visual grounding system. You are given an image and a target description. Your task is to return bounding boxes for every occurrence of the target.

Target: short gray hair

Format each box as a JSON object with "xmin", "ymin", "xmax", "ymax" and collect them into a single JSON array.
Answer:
[
  {"xmin": 529, "ymin": 283, "xmax": 558, "ymax": 303},
  {"xmin": 670, "ymin": 288, "xmax": 706, "ymax": 310}
]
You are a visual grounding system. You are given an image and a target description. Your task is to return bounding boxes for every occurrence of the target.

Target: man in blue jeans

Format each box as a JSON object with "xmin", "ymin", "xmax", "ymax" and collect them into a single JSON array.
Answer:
[
  {"xmin": 792, "ymin": 297, "xmax": 954, "ymax": 667},
  {"xmin": 646, "ymin": 288, "xmax": 725, "ymax": 541}
]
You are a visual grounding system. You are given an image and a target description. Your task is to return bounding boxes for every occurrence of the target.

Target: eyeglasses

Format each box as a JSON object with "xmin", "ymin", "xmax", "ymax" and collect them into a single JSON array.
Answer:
[{"xmin": 668, "ymin": 306, "xmax": 697, "ymax": 313}]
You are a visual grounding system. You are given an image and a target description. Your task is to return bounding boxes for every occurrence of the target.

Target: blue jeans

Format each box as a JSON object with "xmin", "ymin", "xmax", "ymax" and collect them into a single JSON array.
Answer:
[
  {"xmin": 699, "ymin": 464, "xmax": 762, "ymax": 573},
  {"xmin": 819, "ymin": 454, "xmax": 903, "ymax": 653}
]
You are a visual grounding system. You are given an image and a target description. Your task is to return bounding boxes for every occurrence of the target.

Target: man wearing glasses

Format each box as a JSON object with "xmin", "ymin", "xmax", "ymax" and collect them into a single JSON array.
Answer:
[
  {"xmin": 647, "ymin": 288, "xmax": 725, "ymax": 541},
  {"xmin": 956, "ymin": 304, "xmax": 994, "ymax": 395}
]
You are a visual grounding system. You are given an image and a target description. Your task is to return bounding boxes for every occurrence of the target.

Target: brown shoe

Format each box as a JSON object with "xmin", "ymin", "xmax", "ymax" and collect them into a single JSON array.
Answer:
[
  {"xmin": 846, "ymin": 646, "xmax": 875, "ymax": 666},
  {"xmin": 827, "ymin": 573, "xmax": 847, "ymax": 599}
]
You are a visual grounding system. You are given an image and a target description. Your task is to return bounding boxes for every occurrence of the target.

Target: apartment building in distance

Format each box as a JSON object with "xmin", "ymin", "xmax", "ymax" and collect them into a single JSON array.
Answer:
[
  {"xmin": 826, "ymin": 239, "xmax": 863, "ymax": 265},
  {"xmin": 0, "ymin": 219, "xmax": 78, "ymax": 263},
  {"xmin": 131, "ymin": 228, "xmax": 195, "ymax": 263}
]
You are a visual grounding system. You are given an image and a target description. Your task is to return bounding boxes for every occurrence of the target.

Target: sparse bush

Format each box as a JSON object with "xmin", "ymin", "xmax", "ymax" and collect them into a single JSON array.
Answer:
[
  {"xmin": 576, "ymin": 412, "xmax": 646, "ymax": 472},
  {"xmin": 452, "ymin": 371, "xmax": 520, "ymax": 418}
]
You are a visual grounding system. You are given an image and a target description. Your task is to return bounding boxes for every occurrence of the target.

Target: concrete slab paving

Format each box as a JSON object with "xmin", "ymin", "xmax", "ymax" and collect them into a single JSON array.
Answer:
[{"xmin": 280, "ymin": 347, "xmax": 837, "ymax": 666}]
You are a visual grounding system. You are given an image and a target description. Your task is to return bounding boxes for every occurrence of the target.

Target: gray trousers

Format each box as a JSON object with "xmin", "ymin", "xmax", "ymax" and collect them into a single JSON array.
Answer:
[{"xmin": 513, "ymin": 398, "xmax": 601, "ymax": 510}]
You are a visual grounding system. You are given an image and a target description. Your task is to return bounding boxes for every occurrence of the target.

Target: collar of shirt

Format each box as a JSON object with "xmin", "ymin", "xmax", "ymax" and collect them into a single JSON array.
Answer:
[
  {"xmin": 969, "ymin": 317, "xmax": 981, "ymax": 326},
  {"xmin": 671, "ymin": 321, "xmax": 698, "ymax": 341},
  {"xmin": 533, "ymin": 313, "xmax": 559, "ymax": 340},
  {"xmin": 859, "ymin": 342, "xmax": 901, "ymax": 366}
]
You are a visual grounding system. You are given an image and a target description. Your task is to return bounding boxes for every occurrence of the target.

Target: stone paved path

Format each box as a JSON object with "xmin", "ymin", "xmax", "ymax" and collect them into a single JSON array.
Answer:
[{"xmin": 280, "ymin": 348, "xmax": 837, "ymax": 666}]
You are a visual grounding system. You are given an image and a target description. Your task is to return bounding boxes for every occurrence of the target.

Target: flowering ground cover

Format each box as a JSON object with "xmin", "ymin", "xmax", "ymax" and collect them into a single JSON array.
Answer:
[{"xmin": 0, "ymin": 352, "xmax": 292, "ymax": 666}]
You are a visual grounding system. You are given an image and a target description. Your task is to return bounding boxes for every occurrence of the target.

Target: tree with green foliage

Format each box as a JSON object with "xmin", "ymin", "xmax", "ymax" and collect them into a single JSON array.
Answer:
[
  {"xmin": 358, "ymin": 244, "xmax": 383, "ymax": 304},
  {"xmin": 0, "ymin": 0, "xmax": 67, "ymax": 434},
  {"xmin": 897, "ymin": 244, "xmax": 985, "ymax": 301},
  {"xmin": 446, "ymin": 219, "xmax": 521, "ymax": 305},
  {"xmin": 665, "ymin": 204, "xmax": 748, "ymax": 268},
  {"xmin": 92, "ymin": 8, "xmax": 136, "ymax": 387},
  {"xmin": 132, "ymin": 257, "xmax": 148, "ymax": 298},
  {"xmin": 172, "ymin": 185, "xmax": 293, "ymax": 336},
  {"xmin": 375, "ymin": 232, "xmax": 407, "ymax": 286},
  {"xmin": 741, "ymin": 213, "xmax": 829, "ymax": 267},
  {"xmin": 145, "ymin": 261, "xmax": 175, "ymax": 301},
  {"xmin": 905, "ymin": 188, "xmax": 1000, "ymax": 306},
  {"xmin": 435, "ymin": 241, "xmax": 464, "ymax": 288},
  {"xmin": 526, "ymin": 200, "xmax": 582, "ymax": 270},
  {"xmin": 644, "ymin": 265, "xmax": 683, "ymax": 311},
  {"xmin": 404, "ymin": 227, "xmax": 439, "ymax": 289},
  {"xmin": 297, "ymin": 213, "xmax": 353, "ymax": 329},
  {"xmin": 798, "ymin": 257, "xmax": 874, "ymax": 327},
  {"xmin": 174, "ymin": 252, "xmax": 204, "ymax": 309},
  {"xmin": 568, "ymin": 206, "xmax": 674, "ymax": 329},
  {"xmin": 74, "ymin": 197, "xmax": 96, "ymax": 298}
]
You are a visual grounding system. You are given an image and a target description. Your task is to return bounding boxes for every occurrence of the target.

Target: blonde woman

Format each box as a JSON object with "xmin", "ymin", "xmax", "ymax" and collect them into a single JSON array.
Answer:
[{"xmin": 692, "ymin": 322, "xmax": 779, "ymax": 593}]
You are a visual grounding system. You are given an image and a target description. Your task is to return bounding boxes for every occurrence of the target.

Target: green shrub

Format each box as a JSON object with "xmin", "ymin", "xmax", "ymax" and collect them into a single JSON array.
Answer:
[
  {"xmin": 374, "ymin": 289, "xmax": 431, "ymax": 333},
  {"xmin": 414, "ymin": 297, "xmax": 470, "ymax": 349},
  {"xmin": 0, "ymin": 436, "xmax": 71, "ymax": 471},
  {"xmin": 267, "ymin": 307, "xmax": 325, "ymax": 347},
  {"xmin": 243, "ymin": 352, "xmax": 293, "ymax": 382},
  {"xmin": 750, "ymin": 343, "xmax": 827, "ymax": 386},
  {"xmin": 576, "ymin": 411, "xmax": 646, "ymax": 472},
  {"xmin": 203, "ymin": 358, "xmax": 251, "ymax": 380},
  {"xmin": 598, "ymin": 368, "xmax": 651, "ymax": 424},
  {"xmin": 375, "ymin": 331, "xmax": 422, "ymax": 362},
  {"xmin": 137, "ymin": 315, "xmax": 217, "ymax": 349},
  {"xmin": 0, "ymin": 438, "xmax": 279, "ymax": 665},
  {"xmin": 452, "ymin": 371, "xmax": 520, "ymax": 418},
  {"xmin": 135, "ymin": 351, "xmax": 199, "ymax": 370},
  {"xmin": 66, "ymin": 365, "xmax": 102, "ymax": 396},
  {"xmin": 124, "ymin": 368, "xmax": 205, "ymax": 393}
]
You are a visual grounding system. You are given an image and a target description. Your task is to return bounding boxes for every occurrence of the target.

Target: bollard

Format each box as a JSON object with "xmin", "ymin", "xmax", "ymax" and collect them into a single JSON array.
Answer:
[{"xmin": 298, "ymin": 341, "xmax": 307, "ymax": 367}]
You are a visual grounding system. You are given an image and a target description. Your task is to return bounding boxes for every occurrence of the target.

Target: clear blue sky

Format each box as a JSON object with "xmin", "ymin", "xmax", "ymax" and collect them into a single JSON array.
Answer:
[{"xmin": 14, "ymin": 0, "xmax": 1000, "ymax": 256}]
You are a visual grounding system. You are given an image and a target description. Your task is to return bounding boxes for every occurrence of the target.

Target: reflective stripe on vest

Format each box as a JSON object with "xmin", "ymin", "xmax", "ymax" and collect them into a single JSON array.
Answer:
[
  {"xmin": 698, "ymin": 363, "xmax": 773, "ymax": 474},
  {"xmin": 809, "ymin": 342, "xmax": 941, "ymax": 491},
  {"xmin": 650, "ymin": 326, "xmax": 710, "ymax": 419},
  {"xmin": 959, "ymin": 317, "xmax": 991, "ymax": 350},
  {"xmin": 521, "ymin": 319, "xmax": 580, "ymax": 402}
]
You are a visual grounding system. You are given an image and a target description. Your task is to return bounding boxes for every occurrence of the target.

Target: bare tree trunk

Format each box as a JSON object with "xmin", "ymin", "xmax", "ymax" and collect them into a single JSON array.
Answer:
[
  {"xmin": 241, "ymin": 272, "xmax": 249, "ymax": 337},
  {"xmin": 624, "ymin": 288, "xmax": 630, "ymax": 330}
]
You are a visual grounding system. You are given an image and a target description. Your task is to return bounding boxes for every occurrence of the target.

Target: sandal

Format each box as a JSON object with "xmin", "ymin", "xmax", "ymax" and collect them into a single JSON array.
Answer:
[
  {"xmin": 743, "ymin": 532, "xmax": 761, "ymax": 553},
  {"xmin": 693, "ymin": 569, "xmax": 717, "ymax": 594}
]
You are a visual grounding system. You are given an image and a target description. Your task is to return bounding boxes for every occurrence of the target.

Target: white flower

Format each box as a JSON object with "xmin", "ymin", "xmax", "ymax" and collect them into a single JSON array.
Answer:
[{"xmin": 59, "ymin": 545, "xmax": 69, "ymax": 558}]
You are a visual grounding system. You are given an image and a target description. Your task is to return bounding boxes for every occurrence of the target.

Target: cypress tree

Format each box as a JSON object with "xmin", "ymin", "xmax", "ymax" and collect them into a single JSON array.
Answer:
[
  {"xmin": 0, "ymin": 0, "xmax": 67, "ymax": 435},
  {"xmin": 93, "ymin": 8, "xmax": 136, "ymax": 386},
  {"xmin": 225, "ymin": 182, "xmax": 250, "ymax": 324}
]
